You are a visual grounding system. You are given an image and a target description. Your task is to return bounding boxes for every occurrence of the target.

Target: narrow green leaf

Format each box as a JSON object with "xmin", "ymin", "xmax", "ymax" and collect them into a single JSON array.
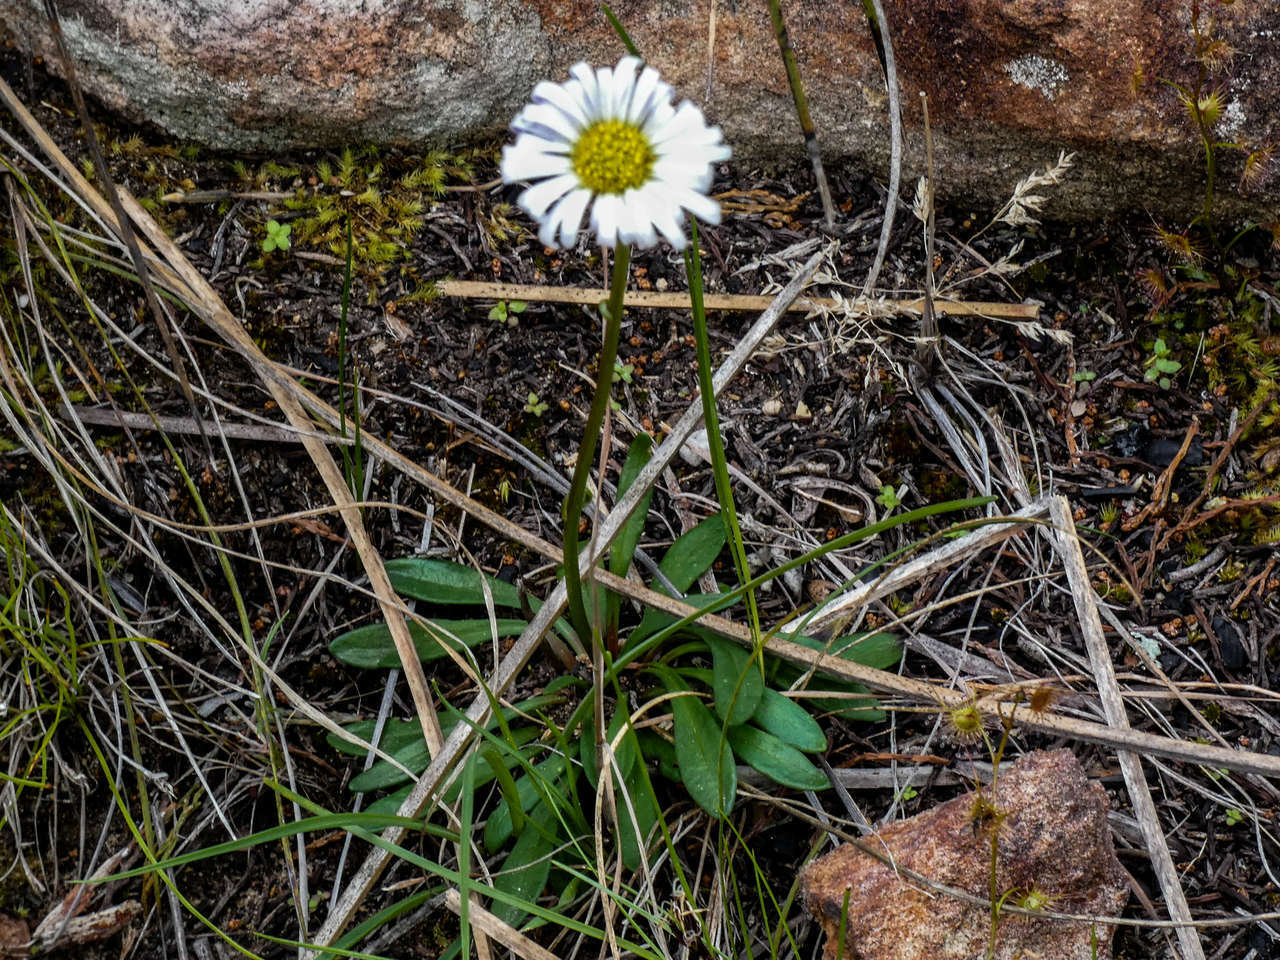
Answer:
[
  {"xmin": 654, "ymin": 666, "xmax": 735, "ymax": 817},
  {"xmin": 329, "ymin": 617, "xmax": 527, "ymax": 668},
  {"xmin": 484, "ymin": 754, "xmax": 566, "ymax": 853},
  {"xmin": 615, "ymin": 758, "xmax": 659, "ymax": 872},
  {"xmin": 787, "ymin": 631, "xmax": 902, "ymax": 670},
  {"xmin": 609, "ymin": 433, "xmax": 654, "ymax": 579},
  {"xmin": 658, "ymin": 514, "xmax": 726, "ymax": 592},
  {"xmin": 483, "ymin": 748, "xmax": 526, "ymax": 839},
  {"xmin": 385, "ymin": 557, "xmax": 521, "ymax": 607},
  {"xmin": 706, "ymin": 635, "xmax": 763, "ymax": 725},
  {"xmin": 728, "ymin": 724, "xmax": 829, "ymax": 791},
  {"xmin": 749, "ymin": 687, "xmax": 827, "ymax": 753},
  {"xmin": 581, "ymin": 705, "xmax": 639, "ymax": 787},
  {"xmin": 637, "ymin": 730, "xmax": 679, "ymax": 782},
  {"xmin": 631, "ymin": 590, "xmax": 735, "ymax": 648},
  {"xmin": 490, "ymin": 801, "xmax": 558, "ymax": 926}
]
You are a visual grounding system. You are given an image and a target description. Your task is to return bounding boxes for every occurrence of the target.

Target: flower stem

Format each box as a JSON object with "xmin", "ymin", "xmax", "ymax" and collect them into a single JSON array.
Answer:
[
  {"xmin": 562, "ymin": 243, "xmax": 632, "ymax": 647},
  {"xmin": 684, "ymin": 219, "xmax": 763, "ymax": 658}
]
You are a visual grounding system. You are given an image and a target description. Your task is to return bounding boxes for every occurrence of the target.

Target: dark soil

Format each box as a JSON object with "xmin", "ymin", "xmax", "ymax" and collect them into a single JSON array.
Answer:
[{"xmin": 2, "ymin": 46, "xmax": 1278, "ymax": 960}]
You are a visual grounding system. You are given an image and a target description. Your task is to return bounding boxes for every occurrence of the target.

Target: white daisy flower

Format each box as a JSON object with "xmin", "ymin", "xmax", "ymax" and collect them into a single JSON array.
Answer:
[{"xmin": 501, "ymin": 57, "xmax": 731, "ymax": 251}]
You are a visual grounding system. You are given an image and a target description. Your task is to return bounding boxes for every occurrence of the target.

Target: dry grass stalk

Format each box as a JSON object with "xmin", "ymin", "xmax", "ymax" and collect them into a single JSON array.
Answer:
[
  {"xmin": 435, "ymin": 278, "xmax": 1042, "ymax": 319},
  {"xmin": 1048, "ymin": 496, "xmax": 1205, "ymax": 960}
]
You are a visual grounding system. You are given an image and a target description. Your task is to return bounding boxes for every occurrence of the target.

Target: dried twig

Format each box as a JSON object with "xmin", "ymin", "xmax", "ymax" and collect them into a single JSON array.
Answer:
[
  {"xmin": 435, "ymin": 279, "xmax": 1040, "ymax": 319},
  {"xmin": 1048, "ymin": 496, "xmax": 1205, "ymax": 960},
  {"xmin": 860, "ymin": 0, "xmax": 903, "ymax": 295}
]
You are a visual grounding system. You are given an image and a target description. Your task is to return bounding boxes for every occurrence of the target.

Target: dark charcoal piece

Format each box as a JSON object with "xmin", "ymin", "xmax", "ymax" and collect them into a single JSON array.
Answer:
[{"xmin": 1213, "ymin": 615, "xmax": 1248, "ymax": 672}]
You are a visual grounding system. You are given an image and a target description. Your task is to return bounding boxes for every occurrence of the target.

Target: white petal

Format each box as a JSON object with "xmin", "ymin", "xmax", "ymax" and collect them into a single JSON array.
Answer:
[
  {"xmin": 650, "ymin": 101, "xmax": 720, "ymax": 148},
  {"xmin": 641, "ymin": 97, "xmax": 677, "ymax": 140},
  {"xmin": 673, "ymin": 186, "xmax": 723, "ymax": 225},
  {"xmin": 593, "ymin": 61, "xmax": 614, "ymax": 113},
  {"xmin": 531, "ymin": 79, "xmax": 589, "ymax": 128},
  {"xmin": 592, "ymin": 193, "xmax": 621, "ymax": 248},
  {"xmin": 515, "ymin": 102, "xmax": 582, "ymax": 145},
  {"xmin": 570, "ymin": 62, "xmax": 603, "ymax": 120},
  {"xmin": 617, "ymin": 188, "xmax": 658, "ymax": 248},
  {"xmin": 501, "ymin": 142, "xmax": 572, "ymax": 182},
  {"xmin": 539, "ymin": 187, "xmax": 591, "ymax": 249},
  {"xmin": 610, "ymin": 57, "xmax": 640, "ymax": 118},
  {"xmin": 635, "ymin": 182, "xmax": 688, "ymax": 248},
  {"xmin": 519, "ymin": 172, "xmax": 580, "ymax": 219},
  {"xmin": 627, "ymin": 66, "xmax": 665, "ymax": 125},
  {"xmin": 653, "ymin": 158, "xmax": 719, "ymax": 194}
]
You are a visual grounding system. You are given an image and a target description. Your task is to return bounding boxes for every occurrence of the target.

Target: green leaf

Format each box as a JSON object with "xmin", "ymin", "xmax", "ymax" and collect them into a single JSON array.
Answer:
[
  {"xmin": 749, "ymin": 687, "xmax": 827, "ymax": 753},
  {"xmin": 327, "ymin": 717, "xmax": 429, "ymax": 757},
  {"xmin": 660, "ymin": 514, "xmax": 727, "ymax": 592},
  {"xmin": 484, "ymin": 754, "xmax": 566, "ymax": 852},
  {"xmin": 706, "ymin": 635, "xmax": 762, "ymax": 726},
  {"xmin": 384, "ymin": 557, "xmax": 522, "ymax": 608},
  {"xmin": 490, "ymin": 801, "xmax": 558, "ymax": 927},
  {"xmin": 728, "ymin": 724, "xmax": 829, "ymax": 791},
  {"xmin": 609, "ymin": 433, "xmax": 654, "ymax": 580},
  {"xmin": 636, "ymin": 730, "xmax": 679, "ymax": 782},
  {"xmin": 630, "ymin": 591, "xmax": 735, "ymax": 649},
  {"xmin": 329, "ymin": 617, "xmax": 527, "ymax": 668},
  {"xmin": 350, "ymin": 726, "xmax": 539, "ymax": 794},
  {"xmin": 654, "ymin": 666, "xmax": 734, "ymax": 817},
  {"xmin": 580, "ymin": 705, "xmax": 639, "ymax": 788},
  {"xmin": 508, "ymin": 300, "xmax": 527, "ymax": 314},
  {"xmin": 786, "ymin": 631, "xmax": 903, "ymax": 670},
  {"xmin": 615, "ymin": 759, "xmax": 659, "ymax": 872},
  {"xmin": 628, "ymin": 514, "xmax": 727, "ymax": 646}
]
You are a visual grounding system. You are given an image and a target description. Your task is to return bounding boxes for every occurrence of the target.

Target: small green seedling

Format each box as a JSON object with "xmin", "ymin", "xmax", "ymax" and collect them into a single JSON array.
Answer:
[
  {"xmin": 524, "ymin": 392, "xmax": 548, "ymax": 417},
  {"xmin": 262, "ymin": 219, "xmax": 291, "ymax": 253},
  {"xmin": 1144, "ymin": 338, "xmax": 1182, "ymax": 389},
  {"xmin": 1225, "ymin": 807, "xmax": 1244, "ymax": 826},
  {"xmin": 1072, "ymin": 370, "xmax": 1097, "ymax": 383},
  {"xmin": 489, "ymin": 300, "xmax": 527, "ymax": 325},
  {"xmin": 614, "ymin": 359, "xmax": 634, "ymax": 384},
  {"xmin": 876, "ymin": 484, "xmax": 903, "ymax": 512}
]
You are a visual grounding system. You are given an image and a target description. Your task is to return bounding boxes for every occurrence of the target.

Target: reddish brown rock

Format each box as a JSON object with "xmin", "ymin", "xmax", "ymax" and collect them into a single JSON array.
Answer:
[
  {"xmin": 3, "ymin": 1, "xmax": 1276, "ymax": 220},
  {"xmin": 801, "ymin": 750, "xmax": 1129, "ymax": 960}
]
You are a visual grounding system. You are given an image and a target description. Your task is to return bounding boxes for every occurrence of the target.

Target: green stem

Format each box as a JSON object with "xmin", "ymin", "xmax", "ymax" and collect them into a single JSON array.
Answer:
[
  {"xmin": 767, "ymin": 0, "xmax": 836, "ymax": 228},
  {"xmin": 684, "ymin": 220, "xmax": 763, "ymax": 658},
  {"xmin": 562, "ymin": 243, "xmax": 632, "ymax": 646}
]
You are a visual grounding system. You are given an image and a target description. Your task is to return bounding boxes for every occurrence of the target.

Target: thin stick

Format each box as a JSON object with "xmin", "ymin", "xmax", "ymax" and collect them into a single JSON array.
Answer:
[
  {"xmin": 62, "ymin": 403, "xmax": 354, "ymax": 445},
  {"xmin": 860, "ymin": 0, "xmax": 903, "ymax": 295},
  {"xmin": 40, "ymin": 0, "xmax": 215, "ymax": 468},
  {"xmin": 767, "ymin": 0, "xmax": 836, "ymax": 229},
  {"xmin": 1048, "ymin": 496, "xmax": 1205, "ymax": 960},
  {"xmin": 434, "ymin": 279, "xmax": 1040, "ymax": 319}
]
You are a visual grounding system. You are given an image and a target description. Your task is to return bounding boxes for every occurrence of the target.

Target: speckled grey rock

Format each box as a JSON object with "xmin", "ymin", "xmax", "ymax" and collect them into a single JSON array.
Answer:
[{"xmin": 3, "ymin": 0, "xmax": 1277, "ymax": 221}]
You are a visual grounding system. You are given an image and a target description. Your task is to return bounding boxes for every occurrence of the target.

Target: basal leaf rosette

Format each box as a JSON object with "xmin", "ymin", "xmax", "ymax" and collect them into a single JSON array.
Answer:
[{"xmin": 501, "ymin": 56, "xmax": 730, "ymax": 250}]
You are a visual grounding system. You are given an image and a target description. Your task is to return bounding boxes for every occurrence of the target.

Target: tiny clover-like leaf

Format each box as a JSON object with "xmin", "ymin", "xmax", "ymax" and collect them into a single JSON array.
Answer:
[
  {"xmin": 488, "ymin": 302, "xmax": 508, "ymax": 322},
  {"xmin": 263, "ymin": 219, "xmax": 291, "ymax": 253},
  {"xmin": 875, "ymin": 484, "xmax": 902, "ymax": 511},
  {"xmin": 524, "ymin": 392, "xmax": 548, "ymax": 416}
]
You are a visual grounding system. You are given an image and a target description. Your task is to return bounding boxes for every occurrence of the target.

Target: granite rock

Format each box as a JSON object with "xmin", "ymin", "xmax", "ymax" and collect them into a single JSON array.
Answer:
[
  {"xmin": 3, "ymin": 1, "xmax": 1277, "ymax": 220},
  {"xmin": 801, "ymin": 750, "xmax": 1129, "ymax": 960}
]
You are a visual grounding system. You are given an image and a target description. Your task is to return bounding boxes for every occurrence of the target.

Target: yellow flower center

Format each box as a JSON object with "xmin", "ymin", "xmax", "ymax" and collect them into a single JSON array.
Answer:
[{"xmin": 571, "ymin": 120, "xmax": 654, "ymax": 195}]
